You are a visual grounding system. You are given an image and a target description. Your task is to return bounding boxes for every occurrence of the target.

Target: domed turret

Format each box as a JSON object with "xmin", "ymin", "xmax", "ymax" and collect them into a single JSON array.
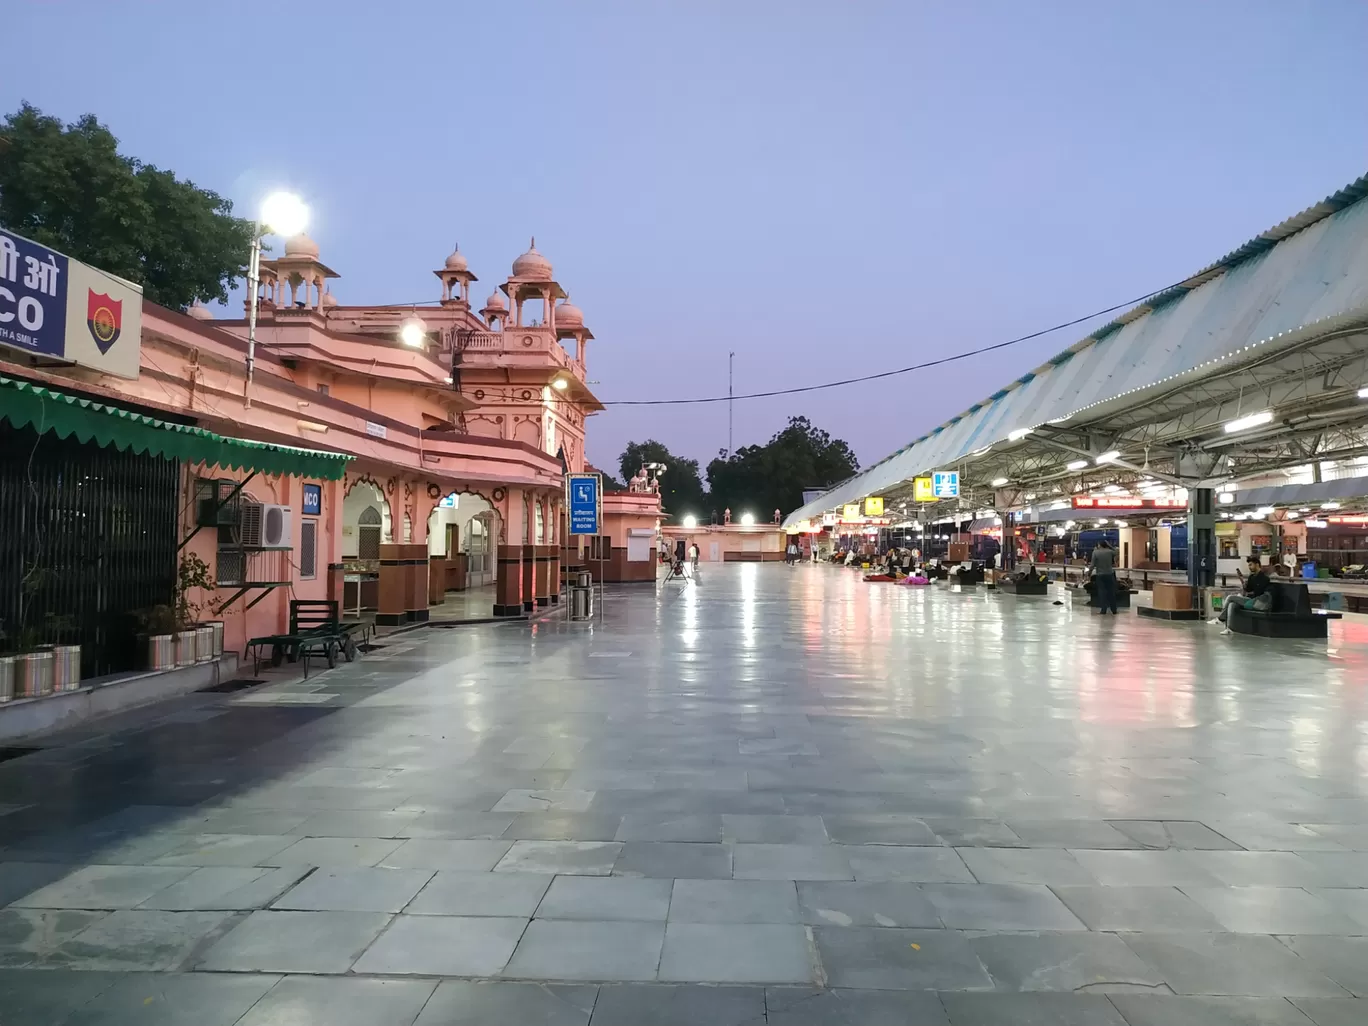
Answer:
[
  {"xmin": 511, "ymin": 237, "xmax": 552, "ymax": 279},
  {"xmin": 283, "ymin": 233, "xmax": 320, "ymax": 259},
  {"xmin": 321, "ymin": 289, "xmax": 338, "ymax": 308},
  {"xmin": 555, "ymin": 298, "xmax": 583, "ymax": 327},
  {"xmin": 484, "ymin": 291, "xmax": 507, "ymax": 310},
  {"xmin": 187, "ymin": 300, "xmax": 214, "ymax": 321},
  {"xmin": 444, "ymin": 246, "xmax": 468, "ymax": 272}
]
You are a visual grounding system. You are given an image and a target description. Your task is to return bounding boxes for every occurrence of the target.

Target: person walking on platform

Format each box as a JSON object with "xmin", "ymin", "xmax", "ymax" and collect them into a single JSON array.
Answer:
[{"xmin": 1089, "ymin": 539, "xmax": 1119, "ymax": 615}]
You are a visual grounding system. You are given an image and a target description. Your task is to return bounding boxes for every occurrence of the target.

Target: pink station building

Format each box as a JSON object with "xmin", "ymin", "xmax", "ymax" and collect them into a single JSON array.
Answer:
[{"xmin": 0, "ymin": 232, "xmax": 659, "ymax": 693}]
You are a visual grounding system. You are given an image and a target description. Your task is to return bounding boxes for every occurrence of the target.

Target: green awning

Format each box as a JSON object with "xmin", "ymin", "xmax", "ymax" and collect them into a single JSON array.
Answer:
[{"xmin": 0, "ymin": 374, "xmax": 352, "ymax": 480}]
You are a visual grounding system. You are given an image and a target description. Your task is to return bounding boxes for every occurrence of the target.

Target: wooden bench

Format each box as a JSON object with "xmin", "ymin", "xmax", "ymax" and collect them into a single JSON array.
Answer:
[{"xmin": 1228, "ymin": 581, "xmax": 1343, "ymax": 639}]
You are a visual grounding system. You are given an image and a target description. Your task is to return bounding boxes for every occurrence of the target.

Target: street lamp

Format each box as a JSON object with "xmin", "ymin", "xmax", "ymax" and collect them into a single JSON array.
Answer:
[
  {"xmin": 246, "ymin": 191, "xmax": 309, "ymax": 403},
  {"xmin": 400, "ymin": 314, "xmax": 429, "ymax": 348}
]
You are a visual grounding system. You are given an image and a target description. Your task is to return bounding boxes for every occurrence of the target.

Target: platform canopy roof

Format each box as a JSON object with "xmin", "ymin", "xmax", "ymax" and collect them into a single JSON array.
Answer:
[{"xmin": 787, "ymin": 172, "xmax": 1368, "ymax": 527}]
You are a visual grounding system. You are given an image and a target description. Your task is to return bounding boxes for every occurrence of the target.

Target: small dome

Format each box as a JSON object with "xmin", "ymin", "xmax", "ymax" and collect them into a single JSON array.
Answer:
[
  {"xmin": 483, "ymin": 291, "xmax": 507, "ymax": 310},
  {"xmin": 511, "ymin": 237, "xmax": 552, "ymax": 279},
  {"xmin": 321, "ymin": 289, "xmax": 338, "ymax": 308},
  {"xmin": 186, "ymin": 300, "xmax": 214, "ymax": 321},
  {"xmin": 555, "ymin": 298, "xmax": 583, "ymax": 327},
  {"xmin": 444, "ymin": 246, "xmax": 468, "ymax": 272},
  {"xmin": 283, "ymin": 233, "xmax": 319, "ymax": 258}
]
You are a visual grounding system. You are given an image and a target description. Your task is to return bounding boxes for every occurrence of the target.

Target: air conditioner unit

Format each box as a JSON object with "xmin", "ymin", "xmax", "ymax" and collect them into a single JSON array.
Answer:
[{"xmin": 240, "ymin": 503, "xmax": 293, "ymax": 549}]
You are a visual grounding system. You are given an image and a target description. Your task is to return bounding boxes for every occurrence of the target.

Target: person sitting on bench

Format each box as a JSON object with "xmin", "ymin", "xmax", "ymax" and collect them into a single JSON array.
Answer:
[{"xmin": 1213, "ymin": 557, "xmax": 1272, "ymax": 634}]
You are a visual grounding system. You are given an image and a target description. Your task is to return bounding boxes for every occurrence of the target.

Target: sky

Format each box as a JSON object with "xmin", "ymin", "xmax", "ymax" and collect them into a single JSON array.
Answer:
[{"xmin": 6, "ymin": 1, "xmax": 1368, "ymax": 477}]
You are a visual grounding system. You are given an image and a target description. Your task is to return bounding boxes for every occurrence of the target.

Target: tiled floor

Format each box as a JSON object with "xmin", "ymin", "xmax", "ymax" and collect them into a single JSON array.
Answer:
[{"xmin": 1, "ymin": 564, "xmax": 1367, "ymax": 1023}]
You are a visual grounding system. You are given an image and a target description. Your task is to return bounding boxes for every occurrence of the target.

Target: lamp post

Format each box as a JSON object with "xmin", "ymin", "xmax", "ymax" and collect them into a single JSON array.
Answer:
[{"xmin": 245, "ymin": 192, "xmax": 308, "ymax": 405}]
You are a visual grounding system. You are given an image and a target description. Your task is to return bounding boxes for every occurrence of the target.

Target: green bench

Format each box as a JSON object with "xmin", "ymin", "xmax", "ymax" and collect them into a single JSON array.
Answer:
[{"xmin": 244, "ymin": 600, "xmax": 366, "ymax": 677}]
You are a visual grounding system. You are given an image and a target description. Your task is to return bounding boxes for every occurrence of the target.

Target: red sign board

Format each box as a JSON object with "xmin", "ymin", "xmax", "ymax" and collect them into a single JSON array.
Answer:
[{"xmin": 1072, "ymin": 497, "xmax": 1187, "ymax": 509}]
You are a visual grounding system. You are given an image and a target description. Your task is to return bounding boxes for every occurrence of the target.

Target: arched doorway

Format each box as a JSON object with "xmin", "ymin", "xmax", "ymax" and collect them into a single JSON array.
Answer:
[
  {"xmin": 426, "ymin": 491, "xmax": 500, "ymax": 589},
  {"xmin": 358, "ymin": 507, "xmax": 382, "ymax": 559}
]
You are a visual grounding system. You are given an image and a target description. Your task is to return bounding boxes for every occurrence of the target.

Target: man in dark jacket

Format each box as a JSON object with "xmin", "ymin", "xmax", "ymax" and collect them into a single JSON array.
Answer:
[{"xmin": 1214, "ymin": 557, "xmax": 1272, "ymax": 634}]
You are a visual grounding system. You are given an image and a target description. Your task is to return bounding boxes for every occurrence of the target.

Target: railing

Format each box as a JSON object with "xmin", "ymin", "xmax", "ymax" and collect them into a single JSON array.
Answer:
[{"xmin": 216, "ymin": 547, "xmax": 292, "ymax": 587}]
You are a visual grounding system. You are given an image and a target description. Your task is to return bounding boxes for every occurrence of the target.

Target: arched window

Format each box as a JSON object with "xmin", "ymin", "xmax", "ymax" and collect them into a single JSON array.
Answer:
[{"xmin": 358, "ymin": 506, "xmax": 382, "ymax": 560}]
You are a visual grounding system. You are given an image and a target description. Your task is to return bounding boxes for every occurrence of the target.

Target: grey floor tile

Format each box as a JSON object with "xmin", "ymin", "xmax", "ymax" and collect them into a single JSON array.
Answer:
[
  {"xmin": 271, "ymin": 867, "xmax": 434, "ymax": 913},
  {"xmin": 822, "ymin": 814, "xmax": 941, "ymax": 845},
  {"xmin": 153, "ymin": 834, "xmax": 298, "ymax": 867},
  {"xmin": 1204, "ymin": 820, "xmax": 1339, "ymax": 852},
  {"xmin": 414, "ymin": 980, "xmax": 597, "ymax": 1026},
  {"xmin": 196, "ymin": 909, "xmax": 391, "ymax": 973},
  {"xmin": 926, "ymin": 819, "xmax": 1024, "ymax": 848},
  {"xmin": 138, "ymin": 865, "xmax": 310, "ymax": 911},
  {"xmin": 495, "ymin": 789, "xmax": 597, "ymax": 813},
  {"xmin": 670, "ymin": 879, "xmax": 799, "ymax": 924},
  {"xmin": 400, "ymin": 811, "xmax": 518, "ymax": 839},
  {"xmin": 266, "ymin": 836, "xmax": 406, "ymax": 868},
  {"xmin": 1294, "ymin": 852, "xmax": 1368, "ymax": 887},
  {"xmin": 1107, "ymin": 820, "xmax": 1244, "ymax": 850},
  {"xmin": 923, "ymin": 884, "xmax": 1086, "ymax": 930},
  {"xmin": 0, "ymin": 967, "xmax": 124, "ymax": 1024},
  {"xmin": 615, "ymin": 814, "xmax": 724, "ymax": 842},
  {"xmin": 766, "ymin": 986, "xmax": 951, "ymax": 1025},
  {"xmin": 1111, "ymin": 995, "xmax": 1326, "ymax": 1025},
  {"xmin": 591, "ymin": 983, "xmax": 766, "ymax": 1025},
  {"xmin": 969, "ymin": 931, "xmax": 1166, "ymax": 992},
  {"xmin": 847, "ymin": 845, "xmax": 975, "ymax": 883},
  {"xmin": 797, "ymin": 881, "xmax": 940, "ymax": 928},
  {"xmin": 352, "ymin": 914, "xmax": 527, "ymax": 976},
  {"xmin": 11, "ymin": 865, "xmax": 195, "ymax": 909},
  {"xmin": 1183, "ymin": 851, "xmax": 1337, "ymax": 888},
  {"xmin": 505, "ymin": 919, "xmax": 665, "ymax": 981},
  {"xmin": 814, "ymin": 926, "xmax": 993, "ymax": 991},
  {"xmin": 60, "ymin": 972, "xmax": 281, "ymax": 1026},
  {"xmin": 0, "ymin": 908, "xmax": 109, "ymax": 967},
  {"xmin": 502, "ymin": 812, "xmax": 623, "ymax": 841},
  {"xmin": 377, "ymin": 839, "xmax": 511, "ymax": 871},
  {"xmin": 1311, "ymin": 888, "xmax": 1368, "ymax": 929},
  {"xmin": 0, "ymin": 862, "xmax": 80, "ymax": 907},
  {"xmin": 1006, "ymin": 821, "xmax": 1135, "ymax": 849},
  {"xmin": 1278, "ymin": 935, "xmax": 1368, "ymax": 996},
  {"xmin": 615, "ymin": 842, "xmax": 732, "ymax": 879},
  {"xmin": 407, "ymin": 870, "xmax": 552, "ymax": 916},
  {"xmin": 1051, "ymin": 886, "xmax": 1227, "ymax": 932},
  {"xmin": 1119, "ymin": 932, "xmax": 1348, "ymax": 997},
  {"xmin": 733, "ymin": 844, "xmax": 852, "ymax": 881},
  {"xmin": 940, "ymin": 992, "xmax": 1128, "ymax": 1025},
  {"xmin": 497, "ymin": 841, "xmax": 623, "ymax": 876},
  {"xmin": 42, "ymin": 908, "xmax": 231, "ymax": 970},
  {"xmin": 537, "ymin": 877, "xmax": 671, "ymax": 921},
  {"xmin": 957, "ymin": 847, "xmax": 1097, "ymax": 884},
  {"xmin": 236, "ymin": 975, "xmax": 438, "ymax": 1026},
  {"xmin": 722, "ymin": 815, "xmax": 829, "ymax": 844},
  {"xmin": 1291, "ymin": 997, "xmax": 1368, "ymax": 1026},
  {"xmin": 1068, "ymin": 849, "xmax": 1226, "ymax": 886},
  {"xmin": 291, "ymin": 810, "xmax": 424, "ymax": 837},
  {"xmin": 658, "ymin": 922, "xmax": 813, "ymax": 983},
  {"xmin": 1180, "ymin": 887, "xmax": 1366, "ymax": 935}
]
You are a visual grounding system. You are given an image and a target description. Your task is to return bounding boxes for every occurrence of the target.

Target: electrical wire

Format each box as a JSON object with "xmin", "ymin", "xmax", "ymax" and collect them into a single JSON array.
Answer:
[{"xmin": 597, "ymin": 282, "xmax": 1175, "ymax": 407}]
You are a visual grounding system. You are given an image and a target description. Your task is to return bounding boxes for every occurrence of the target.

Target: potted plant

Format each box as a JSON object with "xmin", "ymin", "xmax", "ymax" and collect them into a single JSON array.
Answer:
[{"xmin": 135, "ymin": 553, "xmax": 219, "ymax": 669}]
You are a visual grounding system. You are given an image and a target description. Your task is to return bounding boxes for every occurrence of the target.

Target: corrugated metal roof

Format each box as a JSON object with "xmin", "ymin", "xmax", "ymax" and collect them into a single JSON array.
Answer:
[{"xmin": 786, "ymin": 171, "xmax": 1368, "ymax": 527}]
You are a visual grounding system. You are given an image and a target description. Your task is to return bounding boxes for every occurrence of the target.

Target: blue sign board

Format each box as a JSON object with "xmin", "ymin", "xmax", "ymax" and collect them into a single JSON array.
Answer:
[
  {"xmin": 932, "ymin": 471, "xmax": 960, "ymax": 499},
  {"xmin": 0, "ymin": 231, "xmax": 70, "ymax": 359},
  {"xmin": 0, "ymin": 228, "xmax": 142, "ymax": 378},
  {"xmin": 567, "ymin": 473, "xmax": 601, "ymax": 535},
  {"xmin": 301, "ymin": 483, "xmax": 322, "ymax": 517}
]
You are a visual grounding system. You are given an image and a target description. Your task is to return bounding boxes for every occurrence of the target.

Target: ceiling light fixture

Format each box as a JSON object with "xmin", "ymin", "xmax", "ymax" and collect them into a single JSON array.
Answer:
[{"xmin": 1224, "ymin": 410, "xmax": 1273, "ymax": 433}]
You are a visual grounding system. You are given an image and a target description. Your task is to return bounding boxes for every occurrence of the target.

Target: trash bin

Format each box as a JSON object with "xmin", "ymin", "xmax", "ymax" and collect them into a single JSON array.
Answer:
[{"xmin": 571, "ymin": 584, "xmax": 592, "ymax": 620}]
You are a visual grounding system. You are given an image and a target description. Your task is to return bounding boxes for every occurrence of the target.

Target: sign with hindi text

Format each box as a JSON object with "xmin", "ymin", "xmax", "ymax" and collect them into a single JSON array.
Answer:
[
  {"xmin": 0, "ymin": 229, "xmax": 142, "ymax": 379},
  {"xmin": 567, "ymin": 473, "xmax": 602, "ymax": 535}
]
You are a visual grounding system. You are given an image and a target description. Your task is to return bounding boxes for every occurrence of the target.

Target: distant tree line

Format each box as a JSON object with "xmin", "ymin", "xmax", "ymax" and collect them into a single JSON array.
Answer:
[{"xmin": 617, "ymin": 416, "xmax": 859, "ymax": 524}]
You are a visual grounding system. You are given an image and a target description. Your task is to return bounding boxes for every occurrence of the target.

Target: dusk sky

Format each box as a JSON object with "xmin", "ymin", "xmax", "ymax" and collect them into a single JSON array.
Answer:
[{"xmin": 7, "ymin": 1, "xmax": 1367, "ymax": 476}]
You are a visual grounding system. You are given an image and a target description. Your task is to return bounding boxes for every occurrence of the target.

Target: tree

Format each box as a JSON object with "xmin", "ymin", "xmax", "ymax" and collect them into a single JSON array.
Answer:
[
  {"xmin": 707, "ymin": 416, "xmax": 859, "ymax": 520},
  {"xmin": 0, "ymin": 103, "xmax": 253, "ymax": 309},
  {"xmin": 619, "ymin": 439, "xmax": 708, "ymax": 523}
]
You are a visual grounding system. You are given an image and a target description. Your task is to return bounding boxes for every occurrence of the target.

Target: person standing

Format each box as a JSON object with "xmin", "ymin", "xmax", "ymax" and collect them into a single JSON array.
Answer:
[
  {"xmin": 1089, "ymin": 539, "xmax": 1119, "ymax": 614},
  {"xmin": 786, "ymin": 540, "xmax": 799, "ymax": 565},
  {"xmin": 689, "ymin": 541, "xmax": 700, "ymax": 573}
]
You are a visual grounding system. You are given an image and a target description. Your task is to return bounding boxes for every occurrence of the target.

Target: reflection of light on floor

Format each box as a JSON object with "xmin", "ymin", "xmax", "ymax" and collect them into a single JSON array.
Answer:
[{"xmin": 740, "ymin": 562, "xmax": 757, "ymax": 649}]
